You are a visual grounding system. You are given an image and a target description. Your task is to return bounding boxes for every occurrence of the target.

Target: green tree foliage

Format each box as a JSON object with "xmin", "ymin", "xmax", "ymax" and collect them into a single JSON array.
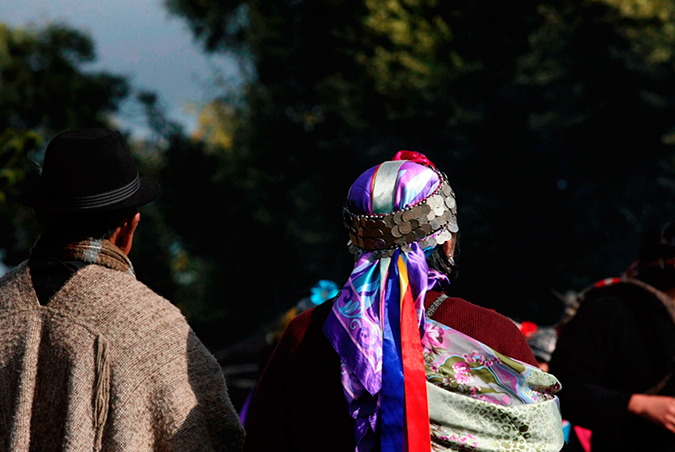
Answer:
[
  {"xmin": 0, "ymin": 24, "xmax": 185, "ymax": 314},
  {"xmin": 0, "ymin": 23, "xmax": 130, "ymax": 265},
  {"xmin": 0, "ymin": 22, "xmax": 246, "ymax": 347},
  {"xmin": 0, "ymin": 24, "xmax": 128, "ymax": 132},
  {"xmin": 163, "ymin": 0, "xmax": 675, "ymax": 335}
]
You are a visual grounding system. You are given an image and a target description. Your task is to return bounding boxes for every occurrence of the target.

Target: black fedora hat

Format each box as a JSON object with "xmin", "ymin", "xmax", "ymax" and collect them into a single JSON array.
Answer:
[{"xmin": 21, "ymin": 129, "xmax": 160, "ymax": 212}]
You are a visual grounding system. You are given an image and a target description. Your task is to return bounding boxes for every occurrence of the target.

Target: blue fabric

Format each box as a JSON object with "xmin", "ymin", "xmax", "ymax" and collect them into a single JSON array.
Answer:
[{"xmin": 381, "ymin": 260, "xmax": 404, "ymax": 451}]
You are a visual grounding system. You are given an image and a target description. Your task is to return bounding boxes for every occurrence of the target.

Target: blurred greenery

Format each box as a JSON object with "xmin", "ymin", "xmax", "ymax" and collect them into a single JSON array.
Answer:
[
  {"xmin": 163, "ymin": 0, "xmax": 675, "ymax": 337},
  {"xmin": 6, "ymin": 0, "xmax": 675, "ymax": 351},
  {"xmin": 0, "ymin": 23, "xmax": 129, "ymax": 264}
]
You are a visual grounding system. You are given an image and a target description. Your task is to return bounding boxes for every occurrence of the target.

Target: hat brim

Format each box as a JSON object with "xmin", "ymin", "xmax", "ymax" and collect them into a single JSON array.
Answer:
[{"xmin": 21, "ymin": 176, "xmax": 161, "ymax": 212}]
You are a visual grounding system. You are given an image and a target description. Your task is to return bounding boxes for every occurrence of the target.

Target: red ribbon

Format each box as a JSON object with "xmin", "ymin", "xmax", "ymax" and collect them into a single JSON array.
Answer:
[
  {"xmin": 400, "ymin": 267, "xmax": 431, "ymax": 451},
  {"xmin": 391, "ymin": 150, "xmax": 437, "ymax": 169}
]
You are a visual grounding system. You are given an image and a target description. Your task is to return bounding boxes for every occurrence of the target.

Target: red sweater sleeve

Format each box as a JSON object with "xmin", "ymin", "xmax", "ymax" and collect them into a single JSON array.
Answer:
[{"xmin": 424, "ymin": 291, "xmax": 538, "ymax": 366}]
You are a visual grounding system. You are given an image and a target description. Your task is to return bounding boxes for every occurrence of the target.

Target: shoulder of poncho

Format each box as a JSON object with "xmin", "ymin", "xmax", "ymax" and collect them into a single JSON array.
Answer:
[
  {"xmin": 0, "ymin": 261, "xmax": 28, "ymax": 292},
  {"xmin": 44, "ymin": 265, "xmax": 190, "ymax": 346},
  {"xmin": 0, "ymin": 261, "xmax": 34, "ymax": 310},
  {"xmin": 73, "ymin": 265, "xmax": 179, "ymax": 312},
  {"xmin": 0, "ymin": 260, "xmax": 26, "ymax": 279}
]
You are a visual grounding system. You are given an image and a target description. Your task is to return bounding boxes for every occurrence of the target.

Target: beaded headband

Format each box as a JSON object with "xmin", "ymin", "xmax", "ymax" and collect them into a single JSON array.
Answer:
[{"xmin": 344, "ymin": 169, "xmax": 458, "ymax": 258}]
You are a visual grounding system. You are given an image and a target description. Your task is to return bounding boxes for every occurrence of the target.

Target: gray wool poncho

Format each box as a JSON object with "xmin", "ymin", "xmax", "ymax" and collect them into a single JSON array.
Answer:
[{"xmin": 0, "ymin": 262, "xmax": 244, "ymax": 451}]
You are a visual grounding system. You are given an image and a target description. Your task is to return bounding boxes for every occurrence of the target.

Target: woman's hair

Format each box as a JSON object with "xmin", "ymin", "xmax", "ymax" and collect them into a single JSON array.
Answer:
[{"xmin": 426, "ymin": 233, "xmax": 460, "ymax": 280}]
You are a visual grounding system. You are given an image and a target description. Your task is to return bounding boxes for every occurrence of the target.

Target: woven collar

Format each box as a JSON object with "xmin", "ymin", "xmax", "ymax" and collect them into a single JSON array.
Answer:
[{"xmin": 30, "ymin": 234, "xmax": 134, "ymax": 276}]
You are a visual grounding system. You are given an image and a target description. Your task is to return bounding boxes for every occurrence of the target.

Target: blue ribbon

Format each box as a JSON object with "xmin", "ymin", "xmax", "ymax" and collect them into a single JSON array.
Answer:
[{"xmin": 380, "ymin": 253, "xmax": 405, "ymax": 451}]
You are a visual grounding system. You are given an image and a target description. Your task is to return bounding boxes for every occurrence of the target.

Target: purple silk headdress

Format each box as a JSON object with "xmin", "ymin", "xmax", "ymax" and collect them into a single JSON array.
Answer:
[{"xmin": 323, "ymin": 152, "xmax": 459, "ymax": 452}]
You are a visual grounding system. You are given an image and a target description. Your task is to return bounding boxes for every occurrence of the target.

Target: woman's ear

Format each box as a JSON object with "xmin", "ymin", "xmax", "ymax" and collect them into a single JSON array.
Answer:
[{"xmin": 443, "ymin": 234, "xmax": 456, "ymax": 259}]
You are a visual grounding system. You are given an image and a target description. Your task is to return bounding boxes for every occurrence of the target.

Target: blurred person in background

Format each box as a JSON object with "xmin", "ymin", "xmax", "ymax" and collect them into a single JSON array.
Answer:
[
  {"xmin": 243, "ymin": 151, "xmax": 563, "ymax": 452},
  {"xmin": 236, "ymin": 279, "xmax": 340, "ymax": 425},
  {"xmin": 551, "ymin": 222, "xmax": 675, "ymax": 452},
  {"xmin": 522, "ymin": 321, "xmax": 592, "ymax": 452},
  {"xmin": 0, "ymin": 130, "xmax": 244, "ymax": 451},
  {"xmin": 522, "ymin": 321, "xmax": 557, "ymax": 372}
]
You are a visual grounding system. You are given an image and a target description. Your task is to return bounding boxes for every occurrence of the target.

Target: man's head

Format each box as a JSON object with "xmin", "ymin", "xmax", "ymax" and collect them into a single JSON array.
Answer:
[
  {"xmin": 34, "ymin": 208, "xmax": 140, "ymax": 255},
  {"xmin": 342, "ymin": 151, "xmax": 459, "ymax": 278},
  {"xmin": 22, "ymin": 129, "xmax": 160, "ymax": 252}
]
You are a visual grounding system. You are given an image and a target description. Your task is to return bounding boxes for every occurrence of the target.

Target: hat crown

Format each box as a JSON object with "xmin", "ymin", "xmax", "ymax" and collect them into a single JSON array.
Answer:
[
  {"xmin": 40, "ymin": 129, "xmax": 137, "ymax": 199},
  {"xmin": 21, "ymin": 129, "xmax": 160, "ymax": 212}
]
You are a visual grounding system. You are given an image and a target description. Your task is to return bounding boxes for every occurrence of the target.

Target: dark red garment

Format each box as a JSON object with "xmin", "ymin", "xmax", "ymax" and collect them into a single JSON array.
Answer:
[
  {"xmin": 243, "ymin": 292, "xmax": 538, "ymax": 452},
  {"xmin": 423, "ymin": 290, "xmax": 538, "ymax": 366}
]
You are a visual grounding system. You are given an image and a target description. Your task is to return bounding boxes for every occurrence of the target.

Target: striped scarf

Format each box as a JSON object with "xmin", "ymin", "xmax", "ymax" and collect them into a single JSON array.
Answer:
[{"xmin": 30, "ymin": 234, "xmax": 135, "ymax": 276}]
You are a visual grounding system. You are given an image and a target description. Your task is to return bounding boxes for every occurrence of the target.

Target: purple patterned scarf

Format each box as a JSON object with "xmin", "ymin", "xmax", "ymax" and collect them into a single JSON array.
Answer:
[{"xmin": 324, "ymin": 155, "xmax": 457, "ymax": 452}]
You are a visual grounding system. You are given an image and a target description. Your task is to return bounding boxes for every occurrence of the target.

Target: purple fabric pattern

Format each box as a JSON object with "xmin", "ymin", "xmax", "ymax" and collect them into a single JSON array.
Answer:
[{"xmin": 324, "ymin": 159, "xmax": 452, "ymax": 451}]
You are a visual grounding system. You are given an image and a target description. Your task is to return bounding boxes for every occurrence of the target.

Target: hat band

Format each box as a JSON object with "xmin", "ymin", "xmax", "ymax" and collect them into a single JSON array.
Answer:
[
  {"xmin": 343, "ymin": 175, "xmax": 458, "ymax": 257},
  {"xmin": 42, "ymin": 174, "xmax": 141, "ymax": 210}
]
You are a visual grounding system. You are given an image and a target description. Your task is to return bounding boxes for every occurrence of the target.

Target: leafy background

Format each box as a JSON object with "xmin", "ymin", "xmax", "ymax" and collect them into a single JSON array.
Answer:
[{"xmin": 3, "ymin": 0, "xmax": 675, "ymax": 357}]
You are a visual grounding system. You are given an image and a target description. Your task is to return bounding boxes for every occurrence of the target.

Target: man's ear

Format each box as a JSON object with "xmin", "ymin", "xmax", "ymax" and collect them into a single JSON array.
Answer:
[{"xmin": 115, "ymin": 211, "xmax": 141, "ymax": 256}]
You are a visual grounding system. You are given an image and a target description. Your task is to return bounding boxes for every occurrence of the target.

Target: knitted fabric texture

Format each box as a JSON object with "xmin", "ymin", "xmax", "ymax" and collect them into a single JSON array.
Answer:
[
  {"xmin": 0, "ymin": 263, "xmax": 244, "ymax": 451},
  {"xmin": 30, "ymin": 234, "xmax": 134, "ymax": 275}
]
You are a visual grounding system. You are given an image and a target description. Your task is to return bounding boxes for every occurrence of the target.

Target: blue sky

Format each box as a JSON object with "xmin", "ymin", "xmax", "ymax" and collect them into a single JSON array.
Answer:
[{"xmin": 0, "ymin": 0, "xmax": 241, "ymax": 136}]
